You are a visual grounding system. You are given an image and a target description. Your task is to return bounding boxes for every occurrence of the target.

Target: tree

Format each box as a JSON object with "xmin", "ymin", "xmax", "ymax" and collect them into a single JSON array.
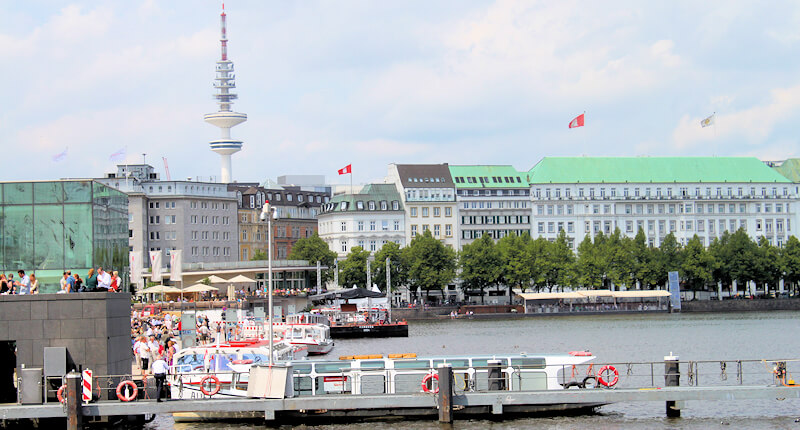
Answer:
[
  {"xmin": 288, "ymin": 233, "xmax": 338, "ymax": 284},
  {"xmin": 709, "ymin": 233, "xmax": 733, "ymax": 294},
  {"xmin": 726, "ymin": 228, "xmax": 758, "ymax": 294},
  {"xmin": 403, "ymin": 230, "xmax": 457, "ymax": 302},
  {"xmin": 603, "ymin": 228, "xmax": 635, "ymax": 289},
  {"xmin": 541, "ymin": 230, "xmax": 575, "ymax": 291},
  {"xmin": 680, "ymin": 235, "xmax": 715, "ymax": 300},
  {"xmin": 250, "ymin": 250, "xmax": 267, "ymax": 261},
  {"xmin": 782, "ymin": 236, "xmax": 800, "ymax": 296},
  {"xmin": 653, "ymin": 232, "xmax": 682, "ymax": 287},
  {"xmin": 373, "ymin": 242, "xmax": 407, "ymax": 293},
  {"xmin": 754, "ymin": 237, "xmax": 782, "ymax": 295},
  {"xmin": 459, "ymin": 234, "xmax": 502, "ymax": 304},
  {"xmin": 339, "ymin": 246, "xmax": 370, "ymax": 288},
  {"xmin": 497, "ymin": 233, "xmax": 532, "ymax": 293},
  {"xmin": 576, "ymin": 235, "xmax": 603, "ymax": 288}
]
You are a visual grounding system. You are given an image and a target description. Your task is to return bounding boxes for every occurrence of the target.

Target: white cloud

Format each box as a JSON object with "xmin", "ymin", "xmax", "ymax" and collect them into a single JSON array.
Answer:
[{"xmin": 672, "ymin": 84, "xmax": 800, "ymax": 149}]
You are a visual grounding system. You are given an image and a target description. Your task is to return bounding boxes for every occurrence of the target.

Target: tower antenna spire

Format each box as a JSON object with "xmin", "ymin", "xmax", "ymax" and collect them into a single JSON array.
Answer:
[{"xmin": 204, "ymin": 2, "xmax": 247, "ymax": 183}]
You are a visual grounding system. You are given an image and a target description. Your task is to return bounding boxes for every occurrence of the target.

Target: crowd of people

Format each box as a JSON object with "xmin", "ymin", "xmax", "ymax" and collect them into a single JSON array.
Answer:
[
  {"xmin": 131, "ymin": 311, "xmax": 179, "ymax": 377},
  {"xmin": 0, "ymin": 270, "xmax": 38, "ymax": 295},
  {"xmin": 57, "ymin": 268, "xmax": 122, "ymax": 293}
]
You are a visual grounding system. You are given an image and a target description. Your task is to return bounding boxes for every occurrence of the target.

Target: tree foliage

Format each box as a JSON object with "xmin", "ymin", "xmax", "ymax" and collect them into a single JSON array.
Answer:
[
  {"xmin": 459, "ymin": 234, "xmax": 502, "ymax": 303},
  {"xmin": 288, "ymin": 233, "xmax": 338, "ymax": 284},
  {"xmin": 339, "ymin": 246, "xmax": 371, "ymax": 288},
  {"xmin": 373, "ymin": 242, "xmax": 408, "ymax": 292},
  {"xmin": 403, "ymin": 230, "xmax": 457, "ymax": 298}
]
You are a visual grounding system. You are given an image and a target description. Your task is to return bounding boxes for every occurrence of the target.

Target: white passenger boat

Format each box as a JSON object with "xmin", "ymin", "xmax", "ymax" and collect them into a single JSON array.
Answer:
[
  {"xmin": 271, "ymin": 313, "xmax": 334, "ymax": 355},
  {"xmin": 167, "ymin": 350, "xmax": 612, "ymax": 421},
  {"xmin": 168, "ymin": 338, "xmax": 306, "ymax": 400}
]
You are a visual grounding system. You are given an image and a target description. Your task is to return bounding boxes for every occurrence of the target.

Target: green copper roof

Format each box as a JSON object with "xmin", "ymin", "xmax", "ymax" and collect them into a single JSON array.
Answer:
[
  {"xmin": 773, "ymin": 159, "xmax": 800, "ymax": 183},
  {"xmin": 448, "ymin": 165, "xmax": 528, "ymax": 188},
  {"xmin": 326, "ymin": 183, "xmax": 403, "ymax": 212},
  {"xmin": 527, "ymin": 157, "xmax": 790, "ymax": 184}
]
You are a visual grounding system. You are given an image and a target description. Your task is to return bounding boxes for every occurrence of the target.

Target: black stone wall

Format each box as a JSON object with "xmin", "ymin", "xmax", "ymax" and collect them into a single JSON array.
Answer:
[{"xmin": 0, "ymin": 293, "xmax": 131, "ymax": 377}]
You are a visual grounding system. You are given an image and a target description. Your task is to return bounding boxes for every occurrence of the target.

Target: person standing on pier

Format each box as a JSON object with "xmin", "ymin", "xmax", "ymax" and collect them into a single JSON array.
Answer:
[{"xmin": 151, "ymin": 354, "xmax": 169, "ymax": 402}]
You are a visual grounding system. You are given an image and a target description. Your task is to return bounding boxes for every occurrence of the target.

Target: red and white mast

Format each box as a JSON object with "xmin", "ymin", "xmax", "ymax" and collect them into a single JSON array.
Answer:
[{"xmin": 204, "ymin": 2, "xmax": 247, "ymax": 183}]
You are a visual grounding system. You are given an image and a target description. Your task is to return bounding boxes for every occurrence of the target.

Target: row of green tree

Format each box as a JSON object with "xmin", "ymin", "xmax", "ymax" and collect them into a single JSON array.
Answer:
[{"xmin": 284, "ymin": 229, "xmax": 800, "ymax": 301}]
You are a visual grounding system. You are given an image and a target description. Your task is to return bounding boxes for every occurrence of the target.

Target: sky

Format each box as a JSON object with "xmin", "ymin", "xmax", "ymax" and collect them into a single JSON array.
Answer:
[{"xmin": 3, "ymin": 1, "xmax": 800, "ymax": 186}]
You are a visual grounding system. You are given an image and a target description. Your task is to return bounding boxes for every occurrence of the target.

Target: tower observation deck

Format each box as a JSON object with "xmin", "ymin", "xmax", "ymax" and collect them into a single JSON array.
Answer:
[{"xmin": 205, "ymin": 4, "xmax": 247, "ymax": 184}]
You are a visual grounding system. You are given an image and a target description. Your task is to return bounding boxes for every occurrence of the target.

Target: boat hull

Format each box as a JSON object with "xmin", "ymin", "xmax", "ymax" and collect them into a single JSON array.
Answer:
[{"xmin": 330, "ymin": 323, "xmax": 408, "ymax": 338}]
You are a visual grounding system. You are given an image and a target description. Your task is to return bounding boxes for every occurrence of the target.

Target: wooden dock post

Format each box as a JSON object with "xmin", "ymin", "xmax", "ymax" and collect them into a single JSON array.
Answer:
[
  {"xmin": 664, "ymin": 353, "xmax": 680, "ymax": 418},
  {"xmin": 65, "ymin": 371, "xmax": 83, "ymax": 430},
  {"xmin": 437, "ymin": 364, "xmax": 454, "ymax": 423}
]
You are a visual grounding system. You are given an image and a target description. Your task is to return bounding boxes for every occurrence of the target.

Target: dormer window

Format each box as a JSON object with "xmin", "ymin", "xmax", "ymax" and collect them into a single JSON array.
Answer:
[
  {"xmin": 287, "ymin": 194, "xmax": 293, "ymax": 202},
  {"xmin": 380, "ymin": 201, "xmax": 388, "ymax": 210},
  {"xmin": 368, "ymin": 201, "xmax": 376, "ymax": 210},
  {"xmin": 356, "ymin": 201, "xmax": 364, "ymax": 210},
  {"xmin": 392, "ymin": 201, "xmax": 399, "ymax": 210}
]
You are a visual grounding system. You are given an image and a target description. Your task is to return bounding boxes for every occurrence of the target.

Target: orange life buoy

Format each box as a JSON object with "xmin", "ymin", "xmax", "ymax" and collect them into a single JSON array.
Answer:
[
  {"xmin": 56, "ymin": 384, "xmax": 67, "ymax": 404},
  {"xmin": 597, "ymin": 365, "xmax": 619, "ymax": 387},
  {"xmin": 200, "ymin": 375, "xmax": 221, "ymax": 396},
  {"xmin": 116, "ymin": 380, "xmax": 138, "ymax": 402},
  {"xmin": 421, "ymin": 373, "xmax": 439, "ymax": 394}
]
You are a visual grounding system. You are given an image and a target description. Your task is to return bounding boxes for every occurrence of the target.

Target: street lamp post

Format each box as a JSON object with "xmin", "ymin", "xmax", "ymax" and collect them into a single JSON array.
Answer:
[{"xmin": 260, "ymin": 202, "xmax": 276, "ymax": 366}]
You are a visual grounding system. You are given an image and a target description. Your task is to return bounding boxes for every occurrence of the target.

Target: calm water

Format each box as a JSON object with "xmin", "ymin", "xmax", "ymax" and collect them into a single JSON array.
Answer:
[{"xmin": 150, "ymin": 311, "xmax": 800, "ymax": 429}]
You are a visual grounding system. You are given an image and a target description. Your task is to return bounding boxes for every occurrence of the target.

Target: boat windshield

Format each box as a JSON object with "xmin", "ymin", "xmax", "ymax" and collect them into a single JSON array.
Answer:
[{"xmin": 241, "ymin": 353, "xmax": 270, "ymax": 364}]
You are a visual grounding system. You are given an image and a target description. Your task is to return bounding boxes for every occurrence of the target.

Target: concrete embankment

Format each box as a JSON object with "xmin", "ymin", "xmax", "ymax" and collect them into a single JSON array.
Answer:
[{"xmin": 393, "ymin": 299, "xmax": 800, "ymax": 320}]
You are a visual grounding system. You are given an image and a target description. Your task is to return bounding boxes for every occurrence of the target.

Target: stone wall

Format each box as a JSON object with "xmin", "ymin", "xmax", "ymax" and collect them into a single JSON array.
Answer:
[
  {"xmin": 681, "ymin": 298, "xmax": 800, "ymax": 313},
  {"xmin": 0, "ymin": 293, "xmax": 131, "ymax": 377}
]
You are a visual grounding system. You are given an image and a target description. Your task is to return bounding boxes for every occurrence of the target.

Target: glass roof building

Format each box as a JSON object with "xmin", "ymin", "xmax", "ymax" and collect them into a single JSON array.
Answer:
[{"xmin": 0, "ymin": 180, "xmax": 129, "ymax": 293}]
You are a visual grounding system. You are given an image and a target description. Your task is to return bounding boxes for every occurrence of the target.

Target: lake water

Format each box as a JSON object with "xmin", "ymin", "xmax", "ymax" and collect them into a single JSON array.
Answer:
[{"xmin": 150, "ymin": 311, "xmax": 800, "ymax": 429}]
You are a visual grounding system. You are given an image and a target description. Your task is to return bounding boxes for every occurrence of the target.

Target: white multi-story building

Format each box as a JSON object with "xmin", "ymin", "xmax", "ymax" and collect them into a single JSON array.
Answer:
[
  {"xmin": 318, "ymin": 184, "xmax": 405, "ymax": 258},
  {"xmin": 528, "ymin": 157, "xmax": 796, "ymax": 248},
  {"xmin": 386, "ymin": 163, "xmax": 458, "ymax": 249},
  {"xmin": 449, "ymin": 165, "xmax": 531, "ymax": 248}
]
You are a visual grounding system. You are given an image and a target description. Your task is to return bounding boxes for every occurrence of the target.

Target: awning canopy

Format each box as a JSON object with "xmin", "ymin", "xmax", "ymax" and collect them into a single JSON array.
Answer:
[
  {"xmin": 310, "ymin": 287, "xmax": 385, "ymax": 301},
  {"xmin": 517, "ymin": 290, "xmax": 670, "ymax": 300}
]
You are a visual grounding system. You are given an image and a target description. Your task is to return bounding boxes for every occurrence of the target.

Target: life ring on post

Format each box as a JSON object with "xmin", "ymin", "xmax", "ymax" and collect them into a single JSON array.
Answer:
[
  {"xmin": 421, "ymin": 373, "xmax": 439, "ymax": 394},
  {"xmin": 200, "ymin": 375, "xmax": 221, "ymax": 396},
  {"xmin": 116, "ymin": 380, "xmax": 138, "ymax": 402},
  {"xmin": 56, "ymin": 384, "xmax": 67, "ymax": 404},
  {"xmin": 597, "ymin": 365, "xmax": 619, "ymax": 387}
]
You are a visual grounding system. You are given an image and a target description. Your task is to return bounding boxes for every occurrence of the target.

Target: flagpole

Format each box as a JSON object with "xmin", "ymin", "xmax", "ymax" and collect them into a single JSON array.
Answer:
[{"xmin": 350, "ymin": 171, "xmax": 353, "ymax": 195}]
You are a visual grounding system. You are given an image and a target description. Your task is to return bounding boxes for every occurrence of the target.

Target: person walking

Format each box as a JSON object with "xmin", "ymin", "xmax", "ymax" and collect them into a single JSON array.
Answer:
[
  {"xmin": 151, "ymin": 354, "xmax": 169, "ymax": 402},
  {"xmin": 85, "ymin": 268, "xmax": 98, "ymax": 292},
  {"xmin": 134, "ymin": 336, "xmax": 150, "ymax": 375}
]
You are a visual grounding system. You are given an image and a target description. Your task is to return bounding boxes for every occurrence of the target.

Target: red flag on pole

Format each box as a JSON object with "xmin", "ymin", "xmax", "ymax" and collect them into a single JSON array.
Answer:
[
  {"xmin": 569, "ymin": 113, "xmax": 585, "ymax": 129},
  {"xmin": 338, "ymin": 164, "xmax": 352, "ymax": 175}
]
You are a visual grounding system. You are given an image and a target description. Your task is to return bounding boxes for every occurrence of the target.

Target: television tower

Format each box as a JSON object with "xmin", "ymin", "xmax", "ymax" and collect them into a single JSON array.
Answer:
[{"xmin": 205, "ymin": 3, "xmax": 246, "ymax": 183}]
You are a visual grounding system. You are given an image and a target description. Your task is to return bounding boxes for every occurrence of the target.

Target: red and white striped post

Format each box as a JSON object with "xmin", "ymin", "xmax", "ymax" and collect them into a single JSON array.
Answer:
[{"xmin": 81, "ymin": 369, "xmax": 92, "ymax": 403}]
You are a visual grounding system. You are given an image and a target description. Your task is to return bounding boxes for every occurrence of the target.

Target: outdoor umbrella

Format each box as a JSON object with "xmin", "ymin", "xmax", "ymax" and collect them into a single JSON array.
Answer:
[
  {"xmin": 182, "ymin": 284, "xmax": 219, "ymax": 293},
  {"xmin": 208, "ymin": 275, "xmax": 229, "ymax": 284}
]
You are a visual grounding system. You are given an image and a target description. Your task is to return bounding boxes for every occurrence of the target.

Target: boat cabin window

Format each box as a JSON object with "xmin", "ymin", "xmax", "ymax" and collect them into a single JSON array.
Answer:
[
  {"xmin": 241, "ymin": 353, "xmax": 270, "ymax": 364},
  {"xmin": 359, "ymin": 360, "xmax": 385, "ymax": 369},
  {"xmin": 510, "ymin": 357, "xmax": 546, "ymax": 369},
  {"xmin": 470, "ymin": 358, "xmax": 508, "ymax": 368},
  {"xmin": 211, "ymin": 354, "xmax": 236, "ymax": 372},
  {"xmin": 433, "ymin": 359, "xmax": 469, "ymax": 368},
  {"xmin": 175, "ymin": 353, "xmax": 203, "ymax": 372},
  {"xmin": 393, "ymin": 360, "xmax": 431, "ymax": 369},
  {"xmin": 292, "ymin": 364, "xmax": 313, "ymax": 374},
  {"xmin": 315, "ymin": 363, "xmax": 351, "ymax": 373}
]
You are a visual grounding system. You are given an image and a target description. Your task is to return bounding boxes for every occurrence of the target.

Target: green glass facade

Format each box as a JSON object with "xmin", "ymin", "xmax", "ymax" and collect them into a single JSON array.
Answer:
[{"xmin": 0, "ymin": 181, "xmax": 128, "ymax": 293}]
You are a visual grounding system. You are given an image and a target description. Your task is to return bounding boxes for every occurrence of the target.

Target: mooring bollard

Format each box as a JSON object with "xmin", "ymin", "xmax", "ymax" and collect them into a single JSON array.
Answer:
[
  {"xmin": 664, "ymin": 352, "xmax": 681, "ymax": 418},
  {"xmin": 65, "ymin": 371, "xmax": 83, "ymax": 430},
  {"xmin": 488, "ymin": 360, "xmax": 505, "ymax": 391},
  {"xmin": 437, "ymin": 363, "xmax": 454, "ymax": 423}
]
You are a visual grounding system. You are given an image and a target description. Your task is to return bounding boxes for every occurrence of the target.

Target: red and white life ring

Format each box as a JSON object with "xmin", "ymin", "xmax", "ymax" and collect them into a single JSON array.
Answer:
[
  {"xmin": 116, "ymin": 380, "xmax": 138, "ymax": 402},
  {"xmin": 597, "ymin": 365, "xmax": 619, "ymax": 387},
  {"xmin": 421, "ymin": 373, "xmax": 439, "ymax": 394},
  {"xmin": 200, "ymin": 375, "xmax": 221, "ymax": 396},
  {"xmin": 56, "ymin": 384, "xmax": 67, "ymax": 404}
]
